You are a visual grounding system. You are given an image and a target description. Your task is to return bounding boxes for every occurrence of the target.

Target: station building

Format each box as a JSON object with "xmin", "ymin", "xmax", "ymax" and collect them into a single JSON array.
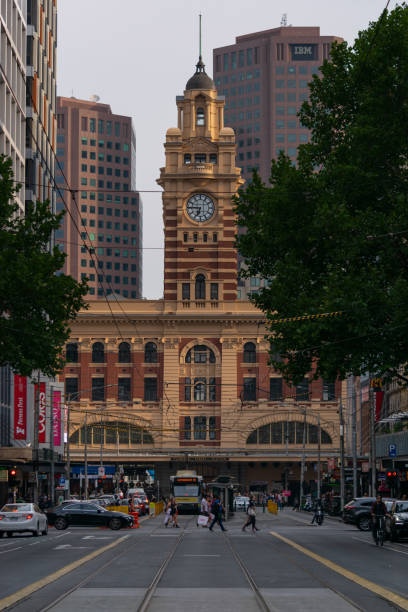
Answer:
[{"xmin": 60, "ymin": 55, "xmax": 341, "ymax": 498}]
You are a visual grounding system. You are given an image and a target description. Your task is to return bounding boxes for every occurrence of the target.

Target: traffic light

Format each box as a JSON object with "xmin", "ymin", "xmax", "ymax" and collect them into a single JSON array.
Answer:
[
  {"xmin": 8, "ymin": 469, "xmax": 17, "ymax": 486},
  {"xmin": 386, "ymin": 471, "xmax": 398, "ymax": 490}
]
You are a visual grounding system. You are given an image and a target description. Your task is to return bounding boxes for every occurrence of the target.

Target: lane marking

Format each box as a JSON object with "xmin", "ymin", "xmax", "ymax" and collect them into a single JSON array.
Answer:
[
  {"xmin": 270, "ymin": 530, "xmax": 408, "ymax": 611},
  {"xmin": 0, "ymin": 534, "xmax": 129, "ymax": 611},
  {"xmin": 352, "ymin": 536, "xmax": 408, "ymax": 557},
  {"xmin": 0, "ymin": 546, "xmax": 23, "ymax": 555},
  {"xmin": 183, "ymin": 554, "xmax": 220, "ymax": 557}
]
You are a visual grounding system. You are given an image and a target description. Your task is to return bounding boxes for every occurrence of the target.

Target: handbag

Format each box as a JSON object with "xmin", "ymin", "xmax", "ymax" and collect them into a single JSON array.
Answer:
[{"xmin": 197, "ymin": 514, "xmax": 209, "ymax": 526}]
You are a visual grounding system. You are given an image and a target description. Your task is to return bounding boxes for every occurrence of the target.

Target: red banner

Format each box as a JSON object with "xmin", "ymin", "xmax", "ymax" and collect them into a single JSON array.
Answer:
[
  {"xmin": 14, "ymin": 375, "xmax": 27, "ymax": 440},
  {"xmin": 35, "ymin": 382, "xmax": 47, "ymax": 443},
  {"xmin": 375, "ymin": 391, "xmax": 384, "ymax": 422},
  {"xmin": 52, "ymin": 389, "xmax": 61, "ymax": 446}
]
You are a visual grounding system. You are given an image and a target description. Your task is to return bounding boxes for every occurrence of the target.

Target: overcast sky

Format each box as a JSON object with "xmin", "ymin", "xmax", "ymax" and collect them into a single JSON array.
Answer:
[{"xmin": 58, "ymin": 0, "xmax": 394, "ymax": 299}]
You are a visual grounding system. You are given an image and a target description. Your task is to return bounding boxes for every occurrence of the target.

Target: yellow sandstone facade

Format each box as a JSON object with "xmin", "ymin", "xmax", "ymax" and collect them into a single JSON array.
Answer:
[{"xmin": 61, "ymin": 57, "xmax": 341, "ymax": 496}]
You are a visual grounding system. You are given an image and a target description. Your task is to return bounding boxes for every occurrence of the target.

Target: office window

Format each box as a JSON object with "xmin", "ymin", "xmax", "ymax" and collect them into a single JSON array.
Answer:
[
  {"xmin": 276, "ymin": 80, "xmax": 284, "ymax": 88},
  {"xmin": 238, "ymin": 50, "xmax": 244, "ymax": 67},
  {"xmin": 288, "ymin": 92, "xmax": 296, "ymax": 102},
  {"xmin": 270, "ymin": 378, "xmax": 283, "ymax": 401},
  {"xmin": 115, "ymin": 122, "xmax": 120, "ymax": 137},
  {"xmin": 144, "ymin": 378, "xmax": 157, "ymax": 401},
  {"xmin": 243, "ymin": 342, "xmax": 256, "ymax": 363},
  {"xmin": 243, "ymin": 378, "xmax": 257, "ymax": 401},
  {"xmin": 296, "ymin": 379, "xmax": 309, "ymax": 401},
  {"xmin": 276, "ymin": 107, "xmax": 284, "ymax": 115},
  {"xmin": 247, "ymin": 48, "xmax": 253, "ymax": 66},
  {"xmin": 323, "ymin": 380, "xmax": 336, "ymax": 401},
  {"xmin": 194, "ymin": 415, "xmax": 206, "ymax": 440},
  {"xmin": 92, "ymin": 378, "xmax": 105, "ymax": 401},
  {"xmin": 210, "ymin": 283, "xmax": 218, "ymax": 300},
  {"xmin": 65, "ymin": 377, "xmax": 78, "ymax": 401},
  {"xmin": 287, "ymin": 107, "xmax": 297, "ymax": 115},
  {"xmin": 231, "ymin": 51, "xmax": 236, "ymax": 69},
  {"xmin": 299, "ymin": 134, "xmax": 308, "ymax": 143},
  {"xmin": 90, "ymin": 118, "xmax": 96, "ymax": 133},
  {"xmin": 288, "ymin": 79, "xmax": 296, "ymax": 88},
  {"xmin": 118, "ymin": 378, "xmax": 131, "ymax": 401},
  {"xmin": 223, "ymin": 53, "xmax": 228, "ymax": 71},
  {"xmin": 182, "ymin": 283, "xmax": 190, "ymax": 300},
  {"xmin": 288, "ymin": 147, "xmax": 297, "ymax": 156},
  {"xmin": 288, "ymin": 134, "xmax": 297, "ymax": 143},
  {"xmin": 276, "ymin": 134, "xmax": 285, "ymax": 143}
]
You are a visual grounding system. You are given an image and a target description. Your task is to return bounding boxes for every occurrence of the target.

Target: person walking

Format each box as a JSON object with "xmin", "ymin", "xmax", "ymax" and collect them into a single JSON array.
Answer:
[
  {"xmin": 198, "ymin": 494, "xmax": 210, "ymax": 527},
  {"xmin": 242, "ymin": 496, "xmax": 259, "ymax": 533},
  {"xmin": 170, "ymin": 496, "xmax": 179, "ymax": 528},
  {"xmin": 164, "ymin": 498, "xmax": 172, "ymax": 527},
  {"xmin": 209, "ymin": 495, "xmax": 227, "ymax": 532}
]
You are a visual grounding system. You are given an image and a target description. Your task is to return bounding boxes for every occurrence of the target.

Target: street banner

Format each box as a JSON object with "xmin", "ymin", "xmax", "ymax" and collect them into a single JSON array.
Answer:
[
  {"xmin": 52, "ymin": 389, "xmax": 62, "ymax": 446},
  {"xmin": 13, "ymin": 375, "xmax": 27, "ymax": 440},
  {"xmin": 35, "ymin": 382, "xmax": 47, "ymax": 443}
]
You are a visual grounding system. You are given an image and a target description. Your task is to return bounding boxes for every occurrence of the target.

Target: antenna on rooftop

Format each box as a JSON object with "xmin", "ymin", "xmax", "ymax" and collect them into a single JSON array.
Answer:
[{"xmin": 281, "ymin": 13, "xmax": 288, "ymax": 27}]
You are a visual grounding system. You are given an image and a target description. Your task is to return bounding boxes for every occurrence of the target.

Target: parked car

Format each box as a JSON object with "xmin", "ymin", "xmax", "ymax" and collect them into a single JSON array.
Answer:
[
  {"xmin": 343, "ymin": 497, "xmax": 394, "ymax": 531},
  {"xmin": 0, "ymin": 503, "xmax": 48, "ymax": 537},
  {"xmin": 134, "ymin": 497, "xmax": 149, "ymax": 515},
  {"xmin": 233, "ymin": 496, "xmax": 250, "ymax": 511},
  {"xmin": 386, "ymin": 500, "xmax": 408, "ymax": 541},
  {"xmin": 47, "ymin": 502, "xmax": 133, "ymax": 530}
]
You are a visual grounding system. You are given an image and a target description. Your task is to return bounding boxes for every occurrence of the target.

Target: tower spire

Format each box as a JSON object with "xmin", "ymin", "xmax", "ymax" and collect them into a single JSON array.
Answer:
[{"xmin": 199, "ymin": 13, "xmax": 202, "ymax": 59}]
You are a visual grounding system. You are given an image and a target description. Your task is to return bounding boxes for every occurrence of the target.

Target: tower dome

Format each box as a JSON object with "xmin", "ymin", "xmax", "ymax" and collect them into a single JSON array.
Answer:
[{"xmin": 185, "ymin": 56, "xmax": 215, "ymax": 91}]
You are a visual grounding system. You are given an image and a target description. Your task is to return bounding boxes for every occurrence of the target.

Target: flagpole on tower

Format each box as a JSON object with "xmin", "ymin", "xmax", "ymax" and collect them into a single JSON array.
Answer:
[{"xmin": 199, "ymin": 14, "xmax": 202, "ymax": 58}]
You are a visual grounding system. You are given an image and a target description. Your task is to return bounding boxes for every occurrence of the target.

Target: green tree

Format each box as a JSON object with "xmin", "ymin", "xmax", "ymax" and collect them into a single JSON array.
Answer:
[
  {"xmin": 0, "ymin": 155, "xmax": 88, "ymax": 377},
  {"xmin": 235, "ymin": 4, "xmax": 408, "ymax": 384}
]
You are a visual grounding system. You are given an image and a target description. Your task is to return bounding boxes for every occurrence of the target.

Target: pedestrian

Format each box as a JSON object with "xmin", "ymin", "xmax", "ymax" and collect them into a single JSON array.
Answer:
[
  {"xmin": 209, "ymin": 495, "xmax": 227, "ymax": 532},
  {"xmin": 128, "ymin": 496, "xmax": 135, "ymax": 514},
  {"xmin": 164, "ymin": 498, "xmax": 172, "ymax": 527},
  {"xmin": 170, "ymin": 496, "xmax": 179, "ymax": 528},
  {"xmin": 198, "ymin": 494, "xmax": 210, "ymax": 527},
  {"xmin": 242, "ymin": 496, "xmax": 259, "ymax": 533}
]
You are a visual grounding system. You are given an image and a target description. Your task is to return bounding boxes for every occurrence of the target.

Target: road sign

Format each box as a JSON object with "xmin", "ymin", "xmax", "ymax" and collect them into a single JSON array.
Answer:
[
  {"xmin": 389, "ymin": 444, "xmax": 397, "ymax": 458},
  {"xmin": 378, "ymin": 474, "xmax": 386, "ymax": 481},
  {"xmin": 59, "ymin": 477, "xmax": 65, "ymax": 486},
  {"xmin": 98, "ymin": 466, "xmax": 105, "ymax": 477}
]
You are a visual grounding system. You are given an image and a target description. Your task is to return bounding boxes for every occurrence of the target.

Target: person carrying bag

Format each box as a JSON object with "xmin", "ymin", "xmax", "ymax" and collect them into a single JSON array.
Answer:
[{"xmin": 242, "ymin": 495, "xmax": 259, "ymax": 533}]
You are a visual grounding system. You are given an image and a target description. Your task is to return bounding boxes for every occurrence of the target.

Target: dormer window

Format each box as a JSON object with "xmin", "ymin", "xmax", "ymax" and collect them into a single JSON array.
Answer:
[
  {"xmin": 184, "ymin": 154, "xmax": 191, "ymax": 165},
  {"xmin": 196, "ymin": 107, "xmax": 205, "ymax": 126}
]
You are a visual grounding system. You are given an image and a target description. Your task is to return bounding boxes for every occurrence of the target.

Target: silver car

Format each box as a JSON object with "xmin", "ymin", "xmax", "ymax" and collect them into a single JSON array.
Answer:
[{"xmin": 0, "ymin": 503, "xmax": 48, "ymax": 537}]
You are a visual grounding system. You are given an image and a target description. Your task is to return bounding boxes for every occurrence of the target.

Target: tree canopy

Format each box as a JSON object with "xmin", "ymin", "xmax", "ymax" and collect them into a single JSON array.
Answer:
[
  {"xmin": 235, "ymin": 4, "xmax": 408, "ymax": 384},
  {"xmin": 0, "ymin": 155, "xmax": 88, "ymax": 377}
]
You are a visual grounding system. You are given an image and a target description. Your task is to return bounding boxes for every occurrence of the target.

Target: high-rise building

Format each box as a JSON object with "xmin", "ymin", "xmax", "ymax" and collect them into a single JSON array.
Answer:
[
  {"xmin": 25, "ymin": 0, "xmax": 57, "ymax": 219},
  {"xmin": 213, "ymin": 26, "xmax": 343, "ymax": 298},
  {"xmin": 0, "ymin": 0, "xmax": 27, "ymax": 212},
  {"xmin": 56, "ymin": 97, "xmax": 143, "ymax": 299}
]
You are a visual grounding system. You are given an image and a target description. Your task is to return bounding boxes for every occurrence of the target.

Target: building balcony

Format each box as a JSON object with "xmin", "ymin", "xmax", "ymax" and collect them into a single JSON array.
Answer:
[{"xmin": 183, "ymin": 163, "xmax": 215, "ymax": 176}]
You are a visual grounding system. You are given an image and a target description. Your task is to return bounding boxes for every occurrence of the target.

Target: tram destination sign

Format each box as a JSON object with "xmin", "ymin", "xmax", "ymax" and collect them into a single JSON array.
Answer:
[{"xmin": 290, "ymin": 44, "xmax": 318, "ymax": 61}]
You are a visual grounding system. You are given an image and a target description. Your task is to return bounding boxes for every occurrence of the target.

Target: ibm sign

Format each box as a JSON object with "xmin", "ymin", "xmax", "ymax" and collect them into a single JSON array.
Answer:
[{"xmin": 290, "ymin": 44, "xmax": 318, "ymax": 61}]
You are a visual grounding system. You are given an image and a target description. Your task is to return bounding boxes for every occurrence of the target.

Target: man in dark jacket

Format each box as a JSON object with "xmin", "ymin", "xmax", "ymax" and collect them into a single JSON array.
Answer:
[
  {"xmin": 209, "ymin": 495, "xmax": 227, "ymax": 532},
  {"xmin": 371, "ymin": 495, "xmax": 389, "ymax": 543}
]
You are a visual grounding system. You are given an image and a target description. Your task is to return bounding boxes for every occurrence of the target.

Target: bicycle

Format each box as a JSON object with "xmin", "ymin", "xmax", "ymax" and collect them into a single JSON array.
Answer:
[{"xmin": 373, "ymin": 516, "xmax": 385, "ymax": 546}]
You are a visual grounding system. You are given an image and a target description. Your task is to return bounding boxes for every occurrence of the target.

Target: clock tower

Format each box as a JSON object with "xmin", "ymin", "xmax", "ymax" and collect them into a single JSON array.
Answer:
[{"xmin": 158, "ymin": 55, "xmax": 243, "ymax": 303}]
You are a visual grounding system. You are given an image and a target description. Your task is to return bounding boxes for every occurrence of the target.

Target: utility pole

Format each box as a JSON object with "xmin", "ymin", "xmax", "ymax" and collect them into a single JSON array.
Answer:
[
  {"xmin": 33, "ymin": 372, "xmax": 40, "ymax": 503},
  {"xmin": 317, "ymin": 414, "xmax": 321, "ymax": 499},
  {"xmin": 351, "ymin": 376, "xmax": 358, "ymax": 498},
  {"xmin": 369, "ymin": 386, "xmax": 377, "ymax": 496},
  {"xmin": 50, "ymin": 387, "xmax": 55, "ymax": 506},
  {"xmin": 84, "ymin": 411, "xmax": 88, "ymax": 500},
  {"xmin": 339, "ymin": 396, "xmax": 345, "ymax": 511},
  {"xmin": 299, "ymin": 407, "xmax": 307, "ymax": 510}
]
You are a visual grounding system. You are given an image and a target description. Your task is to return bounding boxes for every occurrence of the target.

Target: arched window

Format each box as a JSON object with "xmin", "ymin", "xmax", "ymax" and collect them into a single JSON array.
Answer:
[
  {"xmin": 66, "ymin": 343, "xmax": 78, "ymax": 363},
  {"xmin": 185, "ymin": 345, "xmax": 216, "ymax": 364},
  {"xmin": 243, "ymin": 342, "xmax": 256, "ymax": 363},
  {"xmin": 246, "ymin": 421, "xmax": 333, "ymax": 445},
  {"xmin": 118, "ymin": 342, "xmax": 131, "ymax": 363},
  {"xmin": 196, "ymin": 107, "xmax": 205, "ymax": 126},
  {"xmin": 195, "ymin": 274, "xmax": 205, "ymax": 300},
  {"xmin": 145, "ymin": 342, "xmax": 158, "ymax": 363},
  {"xmin": 92, "ymin": 342, "xmax": 104, "ymax": 363}
]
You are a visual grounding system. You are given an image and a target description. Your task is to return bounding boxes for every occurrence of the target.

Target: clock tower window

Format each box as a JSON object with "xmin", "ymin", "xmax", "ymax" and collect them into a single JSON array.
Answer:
[
  {"xmin": 195, "ymin": 274, "xmax": 206, "ymax": 300},
  {"xmin": 196, "ymin": 107, "xmax": 205, "ymax": 126}
]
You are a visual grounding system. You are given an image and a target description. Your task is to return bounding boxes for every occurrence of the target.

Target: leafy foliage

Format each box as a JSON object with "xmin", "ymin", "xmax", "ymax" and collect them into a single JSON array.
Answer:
[
  {"xmin": 235, "ymin": 4, "xmax": 408, "ymax": 384},
  {"xmin": 0, "ymin": 155, "xmax": 88, "ymax": 377}
]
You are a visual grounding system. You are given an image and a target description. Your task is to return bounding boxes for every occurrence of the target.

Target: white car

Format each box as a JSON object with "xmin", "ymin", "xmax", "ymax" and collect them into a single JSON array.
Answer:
[
  {"xmin": 234, "ymin": 496, "xmax": 250, "ymax": 511},
  {"xmin": 0, "ymin": 503, "xmax": 48, "ymax": 537}
]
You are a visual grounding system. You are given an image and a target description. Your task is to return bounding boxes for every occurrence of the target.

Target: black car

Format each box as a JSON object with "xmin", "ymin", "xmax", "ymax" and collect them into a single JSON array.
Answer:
[
  {"xmin": 47, "ymin": 502, "xmax": 133, "ymax": 530},
  {"xmin": 386, "ymin": 500, "xmax": 408, "ymax": 541},
  {"xmin": 343, "ymin": 497, "xmax": 393, "ymax": 531}
]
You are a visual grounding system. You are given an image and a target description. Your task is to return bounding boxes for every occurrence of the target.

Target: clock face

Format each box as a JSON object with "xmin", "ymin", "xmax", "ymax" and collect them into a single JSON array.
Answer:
[{"xmin": 186, "ymin": 194, "xmax": 215, "ymax": 223}]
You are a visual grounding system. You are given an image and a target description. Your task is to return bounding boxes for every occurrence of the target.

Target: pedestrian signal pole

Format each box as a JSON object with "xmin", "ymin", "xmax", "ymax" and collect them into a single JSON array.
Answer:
[{"xmin": 339, "ymin": 396, "xmax": 345, "ymax": 511}]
